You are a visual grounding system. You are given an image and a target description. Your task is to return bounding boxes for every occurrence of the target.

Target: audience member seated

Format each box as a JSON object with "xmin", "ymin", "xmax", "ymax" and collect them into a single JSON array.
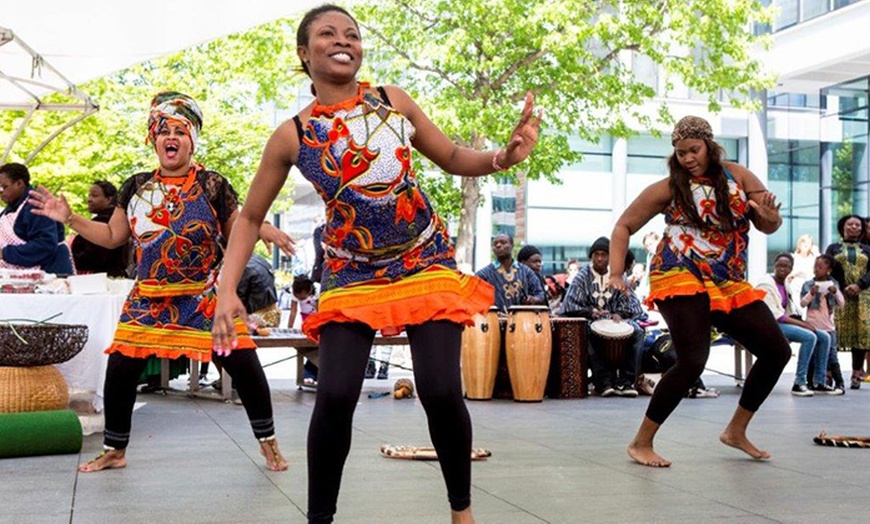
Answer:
[
  {"xmin": 799, "ymin": 254, "xmax": 846, "ymax": 394},
  {"xmin": 561, "ymin": 236, "xmax": 644, "ymax": 397},
  {"xmin": 0, "ymin": 163, "xmax": 73, "ymax": 274},
  {"xmin": 475, "ymin": 233, "xmax": 545, "ymax": 310},
  {"xmin": 757, "ymin": 252, "xmax": 832, "ymax": 396}
]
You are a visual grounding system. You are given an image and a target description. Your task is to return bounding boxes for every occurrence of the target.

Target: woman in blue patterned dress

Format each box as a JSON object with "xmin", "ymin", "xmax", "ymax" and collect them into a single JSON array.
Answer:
[
  {"xmin": 29, "ymin": 92, "xmax": 294, "ymax": 473},
  {"xmin": 211, "ymin": 5, "xmax": 540, "ymax": 523},
  {"xmin": 608, "ymin": 116, "xmax": 790, "ymax": 468}
]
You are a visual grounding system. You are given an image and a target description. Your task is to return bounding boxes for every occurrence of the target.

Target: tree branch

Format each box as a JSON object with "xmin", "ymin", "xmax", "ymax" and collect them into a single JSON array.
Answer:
[
  {"xmin": 492, "ymin": 49, "xmax": 547, "ymax": 91},
  {"xmin": 361, "ymin": 23, "xmax": 471, "ymax": 99}
]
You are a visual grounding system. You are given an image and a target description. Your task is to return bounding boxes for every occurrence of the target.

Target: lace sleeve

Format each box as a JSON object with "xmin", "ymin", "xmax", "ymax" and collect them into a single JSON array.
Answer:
[
  {"xmin": 201, "ymin": 170, "xmax": 240, "ymax": 225},
  {"xmin": 116, "ymin": 172, "xmax": 152, "ymax": 211}
]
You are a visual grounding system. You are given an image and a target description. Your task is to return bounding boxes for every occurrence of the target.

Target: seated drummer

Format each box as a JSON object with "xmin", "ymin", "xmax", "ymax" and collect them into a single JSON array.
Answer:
[
  {"xmin": 561, "ymin": 236, "xmax": 644, "ymax": 398},
  {"xmin": 476, "ymin": 232, "xmax": 545, "ymax": 310}
]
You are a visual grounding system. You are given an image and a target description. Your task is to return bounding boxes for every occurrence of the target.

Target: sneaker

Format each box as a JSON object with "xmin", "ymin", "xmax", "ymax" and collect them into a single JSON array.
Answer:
[
  {"xmin": 813, "ymin": 383, "xmax": 845, "ymax": 395},
  {"xmin": 615, "ymin": 385, "xmax": 638, "ymax": 398},
  {"xmin": 376, "ymin": 363, "xmax": 389, "ymax": 380},
  {"xmin": 688, "ymin": 387, "xmax": 720, "ymax": 399},
  {"xmin": 598, "ymin": 386, "xmax": 616, "ymax": 397},
  {"xmin": 636, "ymin": 376, "xmax": 655, "ymax": 396},
  {"xmin": 364, "ymin": 359, "xmax": 376, "ymax": 379},
  {"xmin": 791, "ymin": 384, "xmax": 814, "ymax": 397}
]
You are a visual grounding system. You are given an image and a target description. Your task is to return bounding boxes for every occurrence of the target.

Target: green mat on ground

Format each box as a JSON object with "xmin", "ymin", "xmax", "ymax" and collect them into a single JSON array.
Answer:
[{"xmin": 0, "ymin": 410, "xmax": 82, "ymax": 458}]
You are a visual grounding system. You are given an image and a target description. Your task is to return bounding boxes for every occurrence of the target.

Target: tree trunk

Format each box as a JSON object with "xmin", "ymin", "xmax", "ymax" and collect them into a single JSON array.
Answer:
[
  {"xmin": 456, "ymin": 175, "xmax": 481, "ymax": 268},
  {"xmin": 514, "ymin": 170, "xmax": 528, "ymax": 245}
]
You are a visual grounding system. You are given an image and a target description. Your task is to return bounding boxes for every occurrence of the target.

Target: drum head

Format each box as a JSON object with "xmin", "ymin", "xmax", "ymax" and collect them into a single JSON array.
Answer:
[
  {"xmin": 590, "ymin": 319, "xmax": 633, "ymax": 339},
  {"xmin": 506, "ymin": 305, "xmax": 549, "ymax": 313}
]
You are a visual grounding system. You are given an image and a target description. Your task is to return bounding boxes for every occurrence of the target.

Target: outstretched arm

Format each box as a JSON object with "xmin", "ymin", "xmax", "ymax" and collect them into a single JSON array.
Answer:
[
  {"xmin": 212, "ymin": 120, "xmax": 297, "ymax": 353},
  {"xmin": 28, "ymin": 186, "xmax": 131, "ymax": 248},
  {"xmin": 608, "ymin": 179, "xmax": 671, "ymax": 293},
  {"xmin": 385, "ymin": 86, "xmax": 542, "ymax": 177}
]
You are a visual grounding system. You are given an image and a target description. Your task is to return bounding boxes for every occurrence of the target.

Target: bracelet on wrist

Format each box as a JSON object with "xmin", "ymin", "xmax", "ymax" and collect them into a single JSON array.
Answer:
[{"xmin": 492, "ymin": 150, "xmax": 508, "ymax": 172}]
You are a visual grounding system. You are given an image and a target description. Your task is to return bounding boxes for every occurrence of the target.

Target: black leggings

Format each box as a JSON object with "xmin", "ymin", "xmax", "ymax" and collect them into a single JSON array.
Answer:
[
  {"xmin": 102, "ymin": 350, "xmax": 275, "ymax": 449},
  {"xmin": 646, "ymin": 295, "xmax": 791, "ymax": 425},
  {"xmin": 307, "ymin": 320, "xmax": 471, "ymax": 523}
]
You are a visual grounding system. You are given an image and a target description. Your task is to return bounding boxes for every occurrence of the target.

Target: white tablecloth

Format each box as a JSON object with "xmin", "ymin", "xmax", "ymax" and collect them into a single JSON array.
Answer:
[{"xmin": 0, "ymin": 291, "xmax": 128, "ymax": 412}]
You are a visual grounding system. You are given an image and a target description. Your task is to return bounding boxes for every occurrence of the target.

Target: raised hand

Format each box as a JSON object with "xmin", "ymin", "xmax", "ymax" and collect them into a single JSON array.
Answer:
[
  {"xmin": 500, "ymin": 92, "xmax": 543, "ymax": 168},
  {"xmin": 28, "ymin": 185, "xmax": 73, "ymax": 223},
  {"xmin": 747, "ymin": 191, "xmax": 782, "ymax": 225}
]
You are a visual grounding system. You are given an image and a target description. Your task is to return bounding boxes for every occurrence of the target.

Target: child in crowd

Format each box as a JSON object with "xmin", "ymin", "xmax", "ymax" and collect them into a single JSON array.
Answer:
[
  {"xmin": 288, "ymin": 275, "xmax": 320, "ymax": 386},
  {"xmin": 800, "ymin": 254, "xmax": 846, "ymax": 394}
]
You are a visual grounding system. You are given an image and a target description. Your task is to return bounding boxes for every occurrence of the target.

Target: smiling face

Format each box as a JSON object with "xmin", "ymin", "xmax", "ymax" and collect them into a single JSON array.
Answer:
[
  {"xmin": 297, "ymin": 10, "xmax": 362, "ymax": 85},
  {"xmin": 674, "ymin": 138, "xmax": 710, "ymax": 177},
  {"xmin": 154, "ymin": 121, "xmax": 193, "ymax": 175}
]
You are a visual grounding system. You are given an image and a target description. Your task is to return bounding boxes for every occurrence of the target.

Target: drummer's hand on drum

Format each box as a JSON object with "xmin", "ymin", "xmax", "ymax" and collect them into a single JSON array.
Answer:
[
  {"xmin": 608, "ymin": 274, "xmax": 628, "ymax": 295},
  {"xmin": 611, "ymin": 314, "xmax": 623, "ymax": 322}
]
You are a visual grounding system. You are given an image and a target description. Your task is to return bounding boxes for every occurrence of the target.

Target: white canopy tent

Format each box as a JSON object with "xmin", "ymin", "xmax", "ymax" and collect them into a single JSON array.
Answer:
[{"xmin": 1, "ymin": 0, "xmax": 316, "ymax": 162}]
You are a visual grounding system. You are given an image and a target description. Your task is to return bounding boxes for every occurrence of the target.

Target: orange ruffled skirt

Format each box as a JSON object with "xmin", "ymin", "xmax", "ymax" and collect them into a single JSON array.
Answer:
[
  {"xmin": 303, "ymin": 265, "xmax": 494, "ymax": 342},
  {"xmin": 645, "ymin": 267, "xmax": 764, "ymax": 313},
  {"xmin": 107, "ymin": 318, "xmax": 254, "ymax": 363}
]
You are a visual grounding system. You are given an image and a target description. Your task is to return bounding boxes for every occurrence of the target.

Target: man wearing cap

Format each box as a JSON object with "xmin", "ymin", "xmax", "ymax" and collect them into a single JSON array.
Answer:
[
  {"xmin": 561, "ymin": 236, "xmax": 645, "ymax": 397},
  {"xmin": 476, "ymin": 233, "xmax": 545, "ymax": 310}
]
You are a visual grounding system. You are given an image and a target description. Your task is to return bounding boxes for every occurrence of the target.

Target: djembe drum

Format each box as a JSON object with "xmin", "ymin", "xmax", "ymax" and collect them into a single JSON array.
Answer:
[
  {"xmin": 547, "ymin": 317, "xmax": 588, "ymax": 399},
  {"xmin": 461, "ymin": 307, "xmax": 501, "ymax": 400},
  {"xmin": 505, "ymin": 305, "xmax": 552, "ymax": 402},
  {"xmin": 589, "ymin": 319, "xmax": 634, "ymax": 372}
]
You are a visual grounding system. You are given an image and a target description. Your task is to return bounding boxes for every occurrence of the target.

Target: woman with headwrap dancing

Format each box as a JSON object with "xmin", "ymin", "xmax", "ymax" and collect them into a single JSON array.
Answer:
[
  {"xmin": 608, "ymin": 116, "xmax": 791, "ymax": 467},
  {"xmin": 29, "ymin": 92, "xmax": 294, "ymax": 473}
]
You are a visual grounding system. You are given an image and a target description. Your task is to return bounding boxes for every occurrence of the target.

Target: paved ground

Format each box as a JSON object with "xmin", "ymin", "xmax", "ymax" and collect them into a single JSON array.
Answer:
[{"xmin": 3, "ymin": 348, "xmax": 869, "ymax": 524}]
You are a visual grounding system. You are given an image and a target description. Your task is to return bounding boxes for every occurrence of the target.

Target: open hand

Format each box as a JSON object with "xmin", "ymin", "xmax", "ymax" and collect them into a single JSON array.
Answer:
[
  {"xmin": 27, "ymin": 185, "xmax": 72, "ymax": 224},
  {"xmin": 747, "ymin": 191, "xmax": 782, "ymax": 225},
  {"xmin": 211, "ymin": 291, "xmax": 248, "ymax": 356},
  {"xmin": 500, "ymin": 92, "xmax": 543, "ymax": 168},
  {"xmin": 608, "ymin": 274, "xmax": 628, "ymax": 295},
  {"xmin": 259, "ymin": 222, "xmax": 295, "ymax": 256}
]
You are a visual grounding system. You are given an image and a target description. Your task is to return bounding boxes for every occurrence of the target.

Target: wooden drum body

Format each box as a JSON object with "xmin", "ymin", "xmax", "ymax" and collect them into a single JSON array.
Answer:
[
  {"xmin": 547, "ymin": 317, "xmax": 588, "ymax": 399},
  {"xmin": 461, "ymin": 307, "xmax": 502, "ymax": 400},
  {"xmin": 505, "ymin": 306, "xmax": 552, "ymax": 402},
  {"xmin": 589, "ymin": 319, "xmax": 634, "ymax": 371}
]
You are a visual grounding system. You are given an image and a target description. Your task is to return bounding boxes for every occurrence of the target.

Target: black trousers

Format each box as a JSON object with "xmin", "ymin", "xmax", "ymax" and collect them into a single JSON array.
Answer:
[
  {"xmin": 102, "ymin": 350, "xmax": 275, "ymax": 449},
  {"xmin": 307, "ymin": 320, "xmax": 471, "ymax": 523},
  {"xmin": 645, "ymin": 295, "xmax": 791, "ymax": 424}
]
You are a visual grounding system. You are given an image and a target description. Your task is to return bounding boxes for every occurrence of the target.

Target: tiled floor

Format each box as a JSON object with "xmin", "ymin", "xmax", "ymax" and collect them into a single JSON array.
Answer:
[{"xmin": 3, "ymin": 349, "xmax": 869, "ymax": 524}]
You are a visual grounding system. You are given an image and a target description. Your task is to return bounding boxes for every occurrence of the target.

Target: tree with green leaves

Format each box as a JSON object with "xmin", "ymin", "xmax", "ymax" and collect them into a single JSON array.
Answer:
[
  {"xmin": 355, "ymin": 0, "xmax": 775, "ymax": 264},
  {"xmin": 1, "ymin": 19, "xmax": 303, "ymax": 220}
]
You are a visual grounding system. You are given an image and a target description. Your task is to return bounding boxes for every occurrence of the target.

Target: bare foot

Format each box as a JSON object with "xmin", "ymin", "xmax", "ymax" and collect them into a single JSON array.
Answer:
[
  {"xmin": 719, "ymin": 431, "xmax": 770, "ymax": 460},
  {"xmin": 451, "ymin": 507, "xmax": 475, "ymax": 524},
  {"xmin": 627, "ymin": 440, "xmax": 671, "ymax": 467},
  {"xmin": 259, "ymin": 438, "xmax": 289, "ymax": 471},
  {"xmin": 78, "ymin": 449, "xmax": 127, "ymax": 473}
]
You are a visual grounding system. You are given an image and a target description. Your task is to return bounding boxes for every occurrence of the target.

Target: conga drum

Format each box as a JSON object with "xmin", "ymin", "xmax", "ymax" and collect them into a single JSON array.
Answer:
[
  {"xmin": 589, "ymin": 319, "xmax": 634, "ymax": 372},
  {"xmin": 505, "ymin": 305, "xmax": 552, "ymax": 402},
  {"xmin": 461, "ymin": 307, "xmax": 502, "ymax": 400},
  {"xmin": 547, "ymin": 317, "xmax": 588, "ymax": 399}
]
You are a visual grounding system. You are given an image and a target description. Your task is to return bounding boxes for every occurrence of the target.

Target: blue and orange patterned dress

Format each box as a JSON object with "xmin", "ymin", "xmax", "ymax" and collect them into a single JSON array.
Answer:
[
  {"xmin": 108, "ymin": 165, "xmax": 254, "ymax": 361},
  {"xmin": 646, "ymin": 168, "xmax": 764, "ymax": 311},
  {"xmin": 294, "ymin": 83, "xmax": 493, "ymax": 340}
]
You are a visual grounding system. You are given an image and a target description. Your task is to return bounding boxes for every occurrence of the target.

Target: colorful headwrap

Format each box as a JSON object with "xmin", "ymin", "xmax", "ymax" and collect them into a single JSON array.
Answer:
[
  {"xmin": 671, "ymin": 116, "xmax": 713, "ymax": 145},
  {"xmin": 146, "ymin": 91, "xmax": 203, "ymax": 152}
]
